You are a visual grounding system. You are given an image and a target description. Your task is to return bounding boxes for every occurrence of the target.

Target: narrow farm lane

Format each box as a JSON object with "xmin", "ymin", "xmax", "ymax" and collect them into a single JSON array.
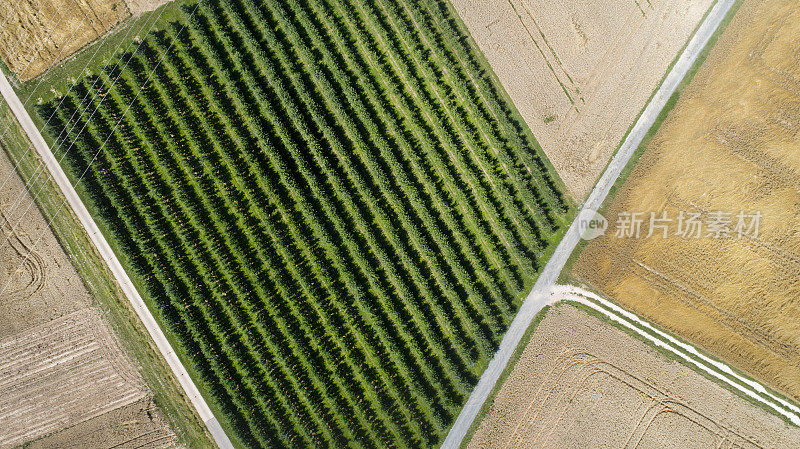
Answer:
[
  {"xmin": 442, "ymin": 0, "xmax": 738, "ymax": 446},
  {"xmin": 0, "ymin": 71, "xmax": 234, "ymax": 449},
  {"xmin": 553, "ymin": 284, "xmax": 800, "ymax": 426}
]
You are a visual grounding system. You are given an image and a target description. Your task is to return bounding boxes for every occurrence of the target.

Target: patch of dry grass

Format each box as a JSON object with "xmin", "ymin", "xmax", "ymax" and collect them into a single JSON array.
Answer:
[{"xmin": 0, "ymin": 0, "xmax": 129, "ymax": 80}]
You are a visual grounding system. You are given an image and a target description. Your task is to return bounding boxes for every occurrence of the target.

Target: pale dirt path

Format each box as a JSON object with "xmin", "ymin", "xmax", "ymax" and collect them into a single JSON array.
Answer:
[
  {"xmin": 442, "ymin": 0, "xmax": 738, "ymax": 446},
  {"xmin": 553, "ymin": 284, "xmax": 800, "ymax": 426},
  {"xmin": 0, "ymin": 64, "xmax": 233, "ymax": 449}
]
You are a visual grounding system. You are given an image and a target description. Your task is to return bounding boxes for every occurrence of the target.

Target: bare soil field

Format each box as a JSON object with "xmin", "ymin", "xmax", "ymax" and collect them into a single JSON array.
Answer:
[
  {"xmin": 450, "ymin": 0, "xmax": 713, "ymax": 199},
  {"xmin": 0, "ymin": 0, "xmax": 129, "ymax": 80},
  {"xmin": 466, "ymin": 304, "xmax": 800, "ymax": 449},
  {"xmin": 0, "ymin": 145, "xmax": 178, "ymax": 448},
  {"xmin": 572, "ymin": 0, "xmax": 800, "ymax": 404},
  {"xmin": 0, "ymin": 309, "xmax": 146, "ymax": 446}
]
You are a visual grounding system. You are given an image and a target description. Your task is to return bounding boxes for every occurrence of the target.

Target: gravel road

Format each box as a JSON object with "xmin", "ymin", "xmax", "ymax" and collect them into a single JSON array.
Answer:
[{"xmin": 441, "ymin": 0, "xmax": 738, "ymax": 446}]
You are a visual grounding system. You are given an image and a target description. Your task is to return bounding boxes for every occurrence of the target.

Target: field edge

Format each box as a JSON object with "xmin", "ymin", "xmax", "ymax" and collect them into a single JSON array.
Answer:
[
  {"xmin": 558, "ymin": 0, "xmax": 745, "ymax": 285},
  {"xmin": 0, "ymin": 102, "xmax": 217, "ymax": 449}
]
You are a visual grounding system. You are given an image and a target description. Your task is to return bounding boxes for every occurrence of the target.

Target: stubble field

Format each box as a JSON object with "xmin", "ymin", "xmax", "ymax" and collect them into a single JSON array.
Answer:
[
  {"xmin": 0, "ymin": 126, "xmax": 178, "ymax": 447},
  {"xmin": 450, "ymin": 0, "xmax": 713, "ymax": 199},
  {"xmin": 572, "ymin": 0, "xmax": 800, "ymax": 406},
  {"xmin": 0, "ymin": 0, "xmax": 129, "ymax": 80},
  {"xmin": 0, "ymin": 309, "xmax": 177, "ymax": 448},
  {"xmin": 466, "ymin": 304, "xmax": 800, "ymax": 449}
]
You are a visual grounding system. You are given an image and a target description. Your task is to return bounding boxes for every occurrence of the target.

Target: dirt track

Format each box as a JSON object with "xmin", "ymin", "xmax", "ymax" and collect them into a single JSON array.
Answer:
[
  {"xmin": 467, "ymin": 304, "xmax": 800, "ymax": 449},
  {"xmin": 450, "ymin": 0, "xmax": 713, "ymax": 199}
]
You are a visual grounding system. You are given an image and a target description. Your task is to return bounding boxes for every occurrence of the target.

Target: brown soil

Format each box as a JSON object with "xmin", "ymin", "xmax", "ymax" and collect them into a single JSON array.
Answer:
[
  {"xmin": 467, "ymin": 304, "xmax": 800, "ymax": 449},
  {"xmin": 572, "ymin": 0, "xmax": 800, "ymax": 404},
  {"xmin": 450, "ymin": 0, "xmax": 713, "ymax": 199},
  {"xmin": 0, "ymin": 0, "xmax": 129, "ymax": 80}
]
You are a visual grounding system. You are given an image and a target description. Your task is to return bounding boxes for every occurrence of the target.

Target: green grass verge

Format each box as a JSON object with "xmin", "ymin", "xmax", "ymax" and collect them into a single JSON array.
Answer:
[
  {"xmin": 459, "ymin": 303, "xmax": 556, "ymax": 448},
  {"xmin": 0, "ymin": 102, "xmax": 217, "ymax": 448}
]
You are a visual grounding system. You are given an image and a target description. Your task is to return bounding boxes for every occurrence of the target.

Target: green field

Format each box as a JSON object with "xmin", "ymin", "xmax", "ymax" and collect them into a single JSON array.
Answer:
[{"xmin": 36, "ymin": 0, "xmax": 571, "ymax": 446}]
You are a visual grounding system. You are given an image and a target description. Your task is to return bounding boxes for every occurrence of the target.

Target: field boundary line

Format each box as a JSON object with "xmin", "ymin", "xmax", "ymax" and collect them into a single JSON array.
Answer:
[
  {"xmin": 553, "ymin": 284, "xmax": 800, "ymax": 426},
  {"xmin": 0, "ymin": 63, "xmax": 234, "ymax": 449},
  {"xmin": 441, "ymin": 0, "xmax": 737, "ymax": 446}
]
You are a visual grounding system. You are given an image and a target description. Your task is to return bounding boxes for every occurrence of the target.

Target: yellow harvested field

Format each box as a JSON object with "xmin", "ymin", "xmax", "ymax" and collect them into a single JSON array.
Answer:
[
  {"xmin": 467, "ymin": 304, "xmax": 800, "ymax": 449},
  {"xmin": 0, "ymin": 0, "xmax": 129, "ymax": 80},
  {"xmin": 572, "ymin": 0, "xmax": 800, "ymax": 404},
  {"xmin": 450, "ymin": 0, "xmax": 713, "ymax": 199}
]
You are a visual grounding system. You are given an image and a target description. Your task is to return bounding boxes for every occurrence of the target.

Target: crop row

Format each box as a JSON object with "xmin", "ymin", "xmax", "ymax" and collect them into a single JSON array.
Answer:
[{"xmin": 39, "ymin": 0, "xmax": 570, "ymax": 446}]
